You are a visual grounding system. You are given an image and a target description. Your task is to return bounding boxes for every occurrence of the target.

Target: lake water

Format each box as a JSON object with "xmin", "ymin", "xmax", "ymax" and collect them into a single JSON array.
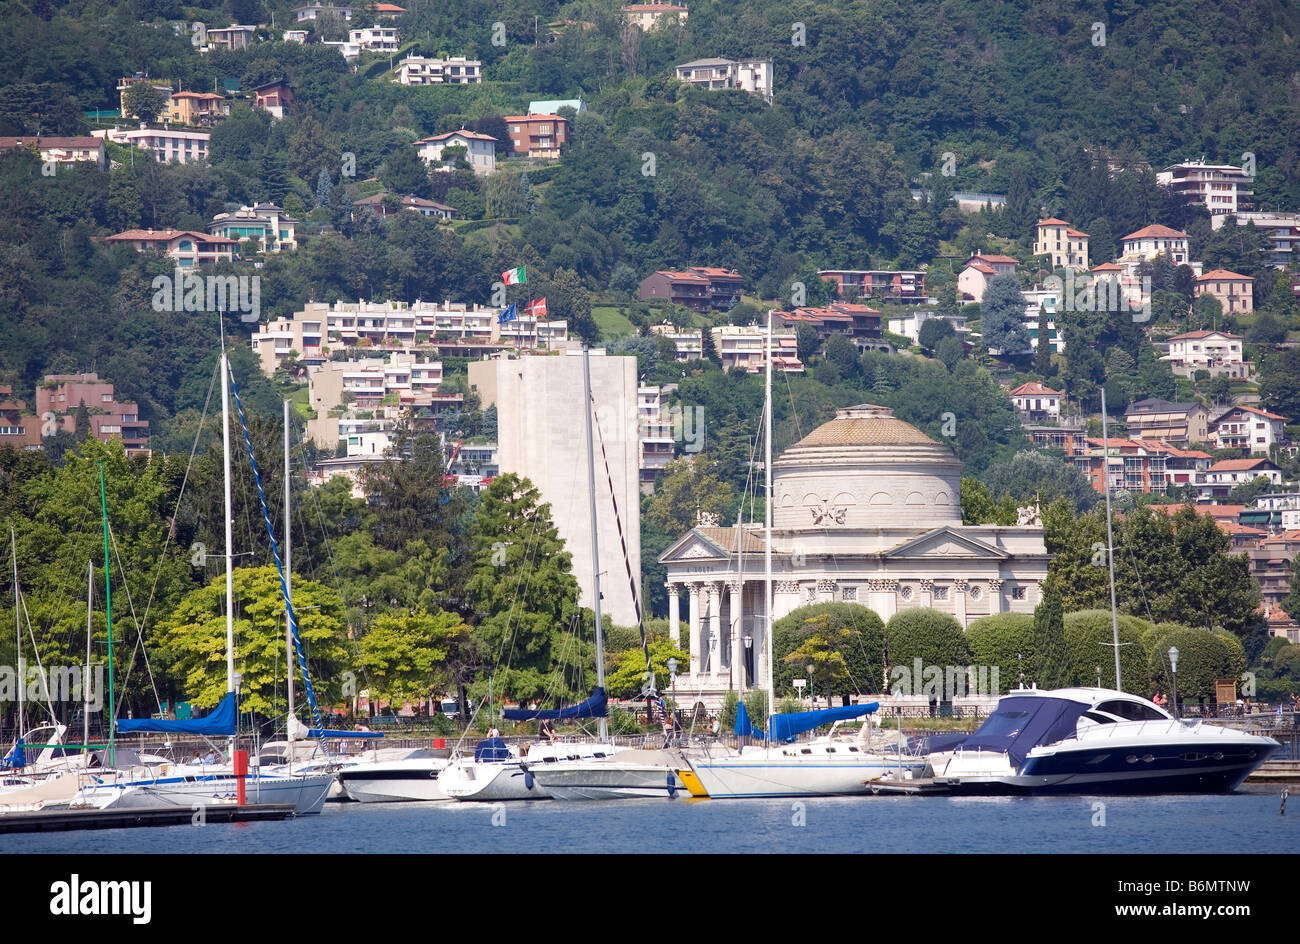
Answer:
[{"xmin": 9, "ymin": 785, "xmax": 1296, "ymax": 854}]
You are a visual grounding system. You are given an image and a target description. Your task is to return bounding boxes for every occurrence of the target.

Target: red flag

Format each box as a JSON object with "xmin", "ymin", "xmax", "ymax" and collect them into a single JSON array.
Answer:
[{"xmin": 526, "ymin": 297, "xmax": 547, "ymax": 318}]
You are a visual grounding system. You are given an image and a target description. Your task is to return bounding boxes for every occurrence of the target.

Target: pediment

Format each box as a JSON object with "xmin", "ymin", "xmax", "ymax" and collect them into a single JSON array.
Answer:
[
  {"xmin": 882, "ymin": 527, "xmax": 1009, "ymax": 560},
  {"xmin": 658, "ymin": 530, "xmax": 731, "ymax": 565}
]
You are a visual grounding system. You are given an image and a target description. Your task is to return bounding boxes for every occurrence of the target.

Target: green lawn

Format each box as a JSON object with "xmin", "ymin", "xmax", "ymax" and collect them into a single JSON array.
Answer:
[{"xmin": 592, "ymin": 306, "xmax": 637, "ymax": 340}]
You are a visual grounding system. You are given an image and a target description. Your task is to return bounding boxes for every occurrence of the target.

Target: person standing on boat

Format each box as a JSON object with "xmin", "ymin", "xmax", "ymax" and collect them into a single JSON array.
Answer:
[{"xmin": 538, "ymin": 719, "xmax": 555, "ymax": 742}]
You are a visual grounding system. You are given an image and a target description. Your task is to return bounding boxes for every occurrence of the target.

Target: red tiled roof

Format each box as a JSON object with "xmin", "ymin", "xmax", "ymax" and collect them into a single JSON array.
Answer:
[
  {"xmin": 171, "ymin": 92, "xmax": 227, "ymax": 100},
  {"xmin": 1008, "ymin": 382, "xmax": 1062, "ymax": 397},
  {"xmin": 1066, "ymin": 228, "xmax": 1089, "ymax": 238},
  {"xmin": 1217, "ymin": 405, "xmax": 1287, "ymax": 422},
  {"xmin": 965, "ymin": 262, "xmax": 996, "ymax": 274},
  {"xmin": 416, "ymin": 130, "xmax": 499, "ymax": 143},
  {"xmin": 1091, "ymin": 263, "xmax": 1123, "ymax": 272},
  {"xmin": 970, "ymin": 253, "xmax": 1019, "ymax": 264},
  {"xmin": 1122, "ymin": 224, "xmax": 1188, "ymax": 240},
  {"xmin": 1208, "ymin": 458, "xmax": 1275, "ymax": 472},
  {"xmin": 106, "ymin": 229, "xmax": 236, "ymax": 244},
  {"xmin": 688, "ymin": 267, "xmax": 742, "ymax": 278},
  {"xmin": 1221, "ymin": 522, "xmax": 1267, "ymax": 536},
  {"xmin": 656, "ymin": 270, "xmax": 709, "ymax": 283},
  {"xmin": 1196, "ymin": 269, "xmax": 1251, "ymax": 282},
  {"xmin": 1038, "ymin": 218, "xmax": 1070, "ymax": 226},
  {"xmin": 1168, "ymin": 329, "xmax": 1243, "ymax": 341}
]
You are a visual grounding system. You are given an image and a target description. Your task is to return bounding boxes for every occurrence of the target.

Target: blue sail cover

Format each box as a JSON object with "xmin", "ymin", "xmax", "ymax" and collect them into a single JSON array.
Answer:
[
  {"xmin": 502, "ymin": 687, "xmax": 607, "ymax": 721},
  {"xmin": 768, "ymin": 702, "xmax": 879, "ymax": 743},
  {"xmin": 734, "ymin": 701, "xmax": 764, "ymax": 738},
  {"xmin": 1, "ymin": 739, "xmax": 25, "ymax": 769},
  {"xmin": 957, "ymin": 695, "xmax": 1088, "ymax": 767},
  {"xmin": 117, "ymin": 692, "xmax": 238, "ymax": 736},
  {"xmin": 474, "ymin": 737, "xmax": 512, "ymax": 762}
]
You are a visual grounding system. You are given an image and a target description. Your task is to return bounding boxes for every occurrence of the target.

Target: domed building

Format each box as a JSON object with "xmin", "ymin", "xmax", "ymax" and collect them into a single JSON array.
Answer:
[{"xmin": 658, "ymin": 404, "xmax": 1050, "ymax": 705}]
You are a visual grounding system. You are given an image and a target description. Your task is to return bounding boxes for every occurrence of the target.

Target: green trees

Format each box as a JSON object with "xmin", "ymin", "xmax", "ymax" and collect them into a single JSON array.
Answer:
[
  {"xmin": 357, "ymin": 609, "xmax": 472, "ymax": 706},
  {"xmin": 884, "ymin": 608, "xmax": 971, "ymax": 679},
  {"xmin": 966, "ymin": 613, "xmax": 1034, "ymax": 691},
  {"xmin": 1146, "ymin": 625, "xmax": 1242, "ymax": 702},
  {"xmin": 772, "ymin": 603, "xmax": 886, "ymax": 699},
  {"xmin": 122, "ymin": 82, "xmax": 165, "ymax": 123},
  {"xmin": 1062, "ymin": 610, "xmax": 1152, "ymax": 690},
  {"xmin": 980, "ymin": 273, "xmax": 1030, "ymax": 355},
  {"xmin": 156, "ymin": 565, "xmax": 348, "ymax": 716},
  {"xmin": 465, "ymin": 473, "xmax": 580, "ymax": 702}
]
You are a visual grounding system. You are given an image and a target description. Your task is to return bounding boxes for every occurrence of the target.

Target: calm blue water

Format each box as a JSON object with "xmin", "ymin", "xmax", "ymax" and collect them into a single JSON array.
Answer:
[{"xmin": 8, "ymin": 786, "xmax": 1296, "ymax": 854}]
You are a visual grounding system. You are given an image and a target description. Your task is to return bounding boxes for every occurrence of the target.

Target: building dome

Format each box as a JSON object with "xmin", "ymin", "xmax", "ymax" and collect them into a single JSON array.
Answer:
[{"xmin": 773, "ymin": 404, "xmax": 962, "ymax": 532}]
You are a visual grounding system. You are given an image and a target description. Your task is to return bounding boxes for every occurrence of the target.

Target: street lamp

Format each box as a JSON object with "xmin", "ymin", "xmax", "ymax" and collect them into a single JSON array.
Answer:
[
  {"xmin": 807, "ymin": 664, "xmax": 814, "ymax": 708},
  {"xmin": 1095, "ymin": 665, "xmax": 1102, "ymax": 689},
  {"xmin": 1168, "ymin": 646, "xmax": 1180, "ymax": 720},
  {"xmin": 743, "ymin": 635, "xmax": 753, "ymax": 688}
]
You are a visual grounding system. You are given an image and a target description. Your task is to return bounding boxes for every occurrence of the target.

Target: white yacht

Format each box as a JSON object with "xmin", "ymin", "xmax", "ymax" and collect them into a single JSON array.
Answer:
[
  {"xmin": 336, "ymin": 750, "xmax": 450, "ymax": 803},
  {"xmin": 525, "ymin": 748, "xmax": 691, "ymax": 800},
  {"xmin": 439, "ymin": 738, "xmax": 624, "ymax": 801},
  {"xmin": 932, "ymin": 687, "xmax": 1280, "ymax": 794}
]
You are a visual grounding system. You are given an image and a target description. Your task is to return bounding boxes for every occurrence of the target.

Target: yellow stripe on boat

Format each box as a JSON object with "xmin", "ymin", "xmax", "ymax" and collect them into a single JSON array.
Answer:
[{"xmin": 676, "ymin": 768, "xmax": 709, "ymax": 798}]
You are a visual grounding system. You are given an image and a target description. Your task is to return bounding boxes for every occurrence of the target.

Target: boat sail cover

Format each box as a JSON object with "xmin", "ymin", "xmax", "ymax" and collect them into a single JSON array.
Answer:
[
  {"xmin": 503, "ymin": 687, "xmax": 607, "ymax": 721},
  {"xmin": 956, "ymin": 695, "xmax": 1089, "ymax": 767},
  {"xmin": 768, "ymin": 702, "xmax": 879, "ymax": 743},
  {"xmin": 116, "ymin": 692, "xmax": 237, "ymax": 736},
  {"xmin": 1, "ymin": 740, "xmax": 25, "ymax": 769},
  {"xmin": 734, "ymin": 700, "xmax": 764, "ymax": 738}
]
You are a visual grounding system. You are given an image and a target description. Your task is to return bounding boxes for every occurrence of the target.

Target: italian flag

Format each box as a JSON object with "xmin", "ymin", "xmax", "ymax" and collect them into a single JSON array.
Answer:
[{"xmin": 502, "ymin": 266, "xmax": 525, "ymax": 285}]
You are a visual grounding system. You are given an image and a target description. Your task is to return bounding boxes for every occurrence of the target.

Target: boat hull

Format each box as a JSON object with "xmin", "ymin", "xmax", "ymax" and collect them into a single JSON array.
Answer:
[
  {"xmin": 439, "ymin": 762, "xmax": 549, "ymax": 801},
  {"xmin": 337, "ymin": 763, "xmax": 449, "ymax": 803},
  {"xmin": 530, "ymin": 764, "xmax": 687, "ymax": 800},
  {"xmin": 79, "ymin": 772, "xmax": 334, "ymax": 814},
  {"xmin": 688, "ymin": 753, "xmax": 929, "ymax": 798}
]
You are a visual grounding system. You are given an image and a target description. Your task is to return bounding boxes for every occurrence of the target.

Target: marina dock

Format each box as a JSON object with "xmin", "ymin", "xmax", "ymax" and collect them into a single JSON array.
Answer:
[{"xmin": 0, "ymin": 803, "xmax": 297, "ymax": 834}]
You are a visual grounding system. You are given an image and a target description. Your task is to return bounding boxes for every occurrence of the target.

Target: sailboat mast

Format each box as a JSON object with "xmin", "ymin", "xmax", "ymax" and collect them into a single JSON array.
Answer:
[
  {"xmin": 11, "ymin": 527, "xmax": 22, "ymax": 739},
  {"xmin": 98, "ymin": 467, "xmax": 115, "ymax": 765},
  {"xmin": 765, "ymin": 310, "xmax": 774, "ymax": 718},
  {"xmin": 1100, "ymin": 387, "xmax": 1122, "ymax": 691},
  {"xmin": 86, "ymin": 560, "xmax": 93, "ymax": 749},
  {"xmin": 284, "ymin": 399, "xmax": 296, "ymax": 758},
  {"xmin": 582, "ymin": 348, "xmax": 608, "ymax": 742},
  {"xmin": 221, "ymin": 348, "xmax": 235, "ymax": 697}
]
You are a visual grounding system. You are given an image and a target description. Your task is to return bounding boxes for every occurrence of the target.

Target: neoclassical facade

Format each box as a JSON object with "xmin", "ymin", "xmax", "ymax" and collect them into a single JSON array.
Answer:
[{"xmin": 659, "ymin": 405, "xmax": 1051, "ymax": 707}]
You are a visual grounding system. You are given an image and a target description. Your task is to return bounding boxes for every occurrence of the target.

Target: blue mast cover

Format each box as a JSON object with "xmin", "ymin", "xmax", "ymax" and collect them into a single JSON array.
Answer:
[
  {"xmin": 502, "ymin": 687, "xmax": 607, "ymax": 721},
  {"xmin": 117, "ymin": 692, "xmax": 238, "ymax": 736},
  {"xmin": 734, "ymin": 700, "xmax": 764, "ymax": 738},
  {"xmin": 768, "ymin": 702, "xmax": 878, "ymax": 743}
]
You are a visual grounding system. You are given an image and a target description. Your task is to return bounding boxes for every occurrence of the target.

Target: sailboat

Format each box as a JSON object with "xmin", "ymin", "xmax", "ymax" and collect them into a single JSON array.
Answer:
[
  {"xmin": 680, "ymin": 311, "xmax": 928, "ymax": 797},
  {"xmin": 440, "ymin": 347, "xmax": 632, "ymax": 801},
  {"xmin": 71, "ymin": 348, "xmax": 333, "ymax": 813}
]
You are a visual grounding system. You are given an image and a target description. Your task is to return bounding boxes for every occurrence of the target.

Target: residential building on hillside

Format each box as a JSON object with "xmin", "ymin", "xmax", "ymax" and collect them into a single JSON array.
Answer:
[
  {"xmin": 1022, "ymin": 289, "xmax": 1064, "ymax": 353},
  {"xmin": 710, "ymin": 325, "xmax": 802, "ymax": 372},
  {"xmin": 394, "ymin": 56, "xmax": 482, "ymax": 84},
  {"xmin": 675, "ymin": 57, "xmax": 773, "ymax": 103},
  {"xmin": 648, "ymin": 322, "xmax": 703, "ymax": 360},
  {"xmin": 1008, "ymin": 382, "xmax": 1061, "ymax": 422},
  {"xmin": 104, "ymin": 228, "xmax": 236, "ymax": 265},
  {"xmin": 957, "ymin": 253, "xmax": 1018, "ymax": 303},
  {"xmin": 1162, "ymin": 329, "xmax": 1248, "ymax": 379},
  {"xmin": 293, "ymin": 3, "xmax": 354, "ymax": 20},
  {"xmin": 1249, "ymin": 532, "xmax": 1300, "ymax": 610},
  {"xmin": 1194, "ymin": 269, "xmax": 1254, "ymax": 315},
  {"xmin": 818, "ymin": 269, "xmax": 928, "ymax": 303},
  {"xmin": 1201, "ymin": 457, "xmax": 1283, "ymax": 497},
  {"xmin": 35, "ymin": 373, "xmax": 149, "ymax": 454},
  {"xmin": 1157, "ymin": 161, "xmax": 1254, "ymax": 216},
  {"xmin": 350, "ymin": 26, "xmax": 398, "ymax": 51},
  {"xmin": 779, "ymin": 303, "xmax": 884, "ymax": 346},
  {"xmin": 117, "ymin": 75, "xmax": 173, "ymax": 117},
  {"xmin": 207, "ymin": 203, "xmax": 298, "ymax": 252},
  {"xmin": 638, "ymin": 384, "xmax": 675, "ymax": 493},
  {"xmin": 351, "ymin": 193, "xmax": 456, "ymax": 220},
  {"xmin": 307, "ymin": 352, "xmax": 443, "ymax": 415},
  {"xmin": 252, "ymin": 79, "xmax": 294, "ymax": 119},
  {"xmin": 886, "ymin": 309, "xmax": 967, "ymax": 345},
  {"xmin": 203, "ymin": 25, "xmax": 257, "ymax": 51},
  {"xmin": 1124, "ymin": 397, "xmax": 1211, "ymax": 445},
  {"xmin": 1118, "ymin": 224, "xmax": 1191, "ymax": 264},
  {"xmin": 166, "ymin": 91, "xmax": 230, "ymax": 125},
  {"xmin": 283, "ymin": 29, "xmax": 309, "ymax": 42},
  {"xmin": 623, "ymin": 3, "xmax": 688, "ymax": 30},
  {"xmin": 1241, "ymin": 493, "xmax": 1300, "ymax": 533},
  {"xmin": 1209, "ymin": 406, "xmax": 1288, "ymax": 455},
  {"xmin": 0, "ymin": 136, "xmax": 106, "ymax": 169},
  {"xmin": 639, "ymin": 268, "xmax": 743, "ymax": 311},
  {"xmin": 414, "ymin": 130, "xmax": 497, "ymax": 175},
  {"xmin": 1033, "ymin": 218, "xmax": 1090, "ymax": 269},
  {"xmin": 502, "ymin": 113, "xmax": 569, "ymax": 159},
  {"xmin": 93, "ymin": 125, "xmax": 210, "ymax": 163},
  {"xmin": 1024, "ymin": 418, "xmax": 1085, "ymax": 454},
  {"xmin": 1210, "ymin": 211, "xmax": 1300, "ymax": 268},
  {"xmin": 0, "ymin": 386, "xmax": 41, "ymax": 449}
]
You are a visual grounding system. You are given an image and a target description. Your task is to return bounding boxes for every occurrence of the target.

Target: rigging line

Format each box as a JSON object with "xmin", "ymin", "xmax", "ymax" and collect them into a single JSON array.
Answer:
[
  {"xmin": 589, "ymin": 390, "xmax": 652, "ymax": 690},
  {"xmin": 105, "ymin": 519, "xmax": 164, "ymax": 719},
  {"xmin": 16, "ymin": 586, "xmax": 58, "ymax": 722},
  {"xmin": 134, "ymin": 358, "xmax": 219, "ymax": 640}
]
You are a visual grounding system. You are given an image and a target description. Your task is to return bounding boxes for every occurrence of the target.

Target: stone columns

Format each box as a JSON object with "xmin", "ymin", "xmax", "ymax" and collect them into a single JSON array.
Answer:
[
  {"xmin": 687, "ymin": 584, "xmax": 701, "ymax": 675},
  {"xmin": 728, "ymin": 580, "xmax": 744, "ymax": 690},
  {"xmin": 988, "ymin": 578, "xmax": 1003, "ymax": 615},
  {"xmin": 667, "ymin": 583, "xmax": 681, "ymax": 645},
  {"xmin": 867, "ymin": 579, "xmax": 899, "ymax": 622},
  {"xmin": 953, "ymin": 580, "xmax": 969, "ymax": 627},
  {"xmin": 707, "ymin": 582, "xmax": 722, "ymax": 678}
]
